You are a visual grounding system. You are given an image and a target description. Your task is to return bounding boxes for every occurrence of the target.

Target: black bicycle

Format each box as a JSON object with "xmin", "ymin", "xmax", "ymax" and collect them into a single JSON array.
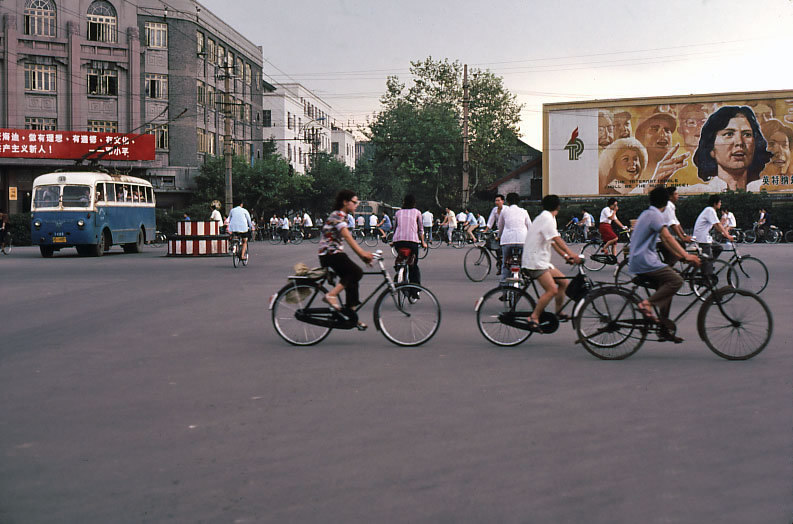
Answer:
[
  {"xmin": 269, "ymin": 251, "xmax": 441, "ymax": 346},
  {"xmin": 150, "ymin": 230, "xmax": 167, "ymax": 248},
  {"xmin": 575, "ymin": 251, "xmax": 772, "ymax": 360},
  {"xmin": 580, "ymin": 228, "xmax": 631, "ymax": 271},
  {"xmin": 462, "ymin": 231, "xmax": 502, "ymax": 282},
  {"xmin": 229, "ymin": 234, "xmax": 248, "ymax": 268},
  {"xmin": 1, "ymin": 230, "xmax": 11, "ymax": 255}
]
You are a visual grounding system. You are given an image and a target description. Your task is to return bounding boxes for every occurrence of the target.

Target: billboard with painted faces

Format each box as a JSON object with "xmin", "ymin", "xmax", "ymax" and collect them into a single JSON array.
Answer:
[{"xmin": 545, "ymin": 91, "xmax": 793, "ymax": 196}]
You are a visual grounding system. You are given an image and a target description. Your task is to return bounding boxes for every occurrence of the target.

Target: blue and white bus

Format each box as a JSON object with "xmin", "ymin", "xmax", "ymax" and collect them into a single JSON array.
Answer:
[{"xmin": 30, "ymin": 172, "xmax": 156, "ymax": 257}]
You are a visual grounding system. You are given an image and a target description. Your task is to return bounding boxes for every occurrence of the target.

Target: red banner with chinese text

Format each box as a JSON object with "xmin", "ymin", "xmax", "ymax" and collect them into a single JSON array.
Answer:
[{"xmin": 0, "ymin": 129, "xmax": 155, "ymax": 160}]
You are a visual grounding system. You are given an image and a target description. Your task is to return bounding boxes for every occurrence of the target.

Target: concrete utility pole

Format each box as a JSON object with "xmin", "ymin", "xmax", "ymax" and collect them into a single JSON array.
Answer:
[
  {"xmin": 461, "ymin": 64, "xmax": 470, "ymax": 208},
  {"xmin": 222, "ymin": 59, "xmax": 233, "ymax": 214}
]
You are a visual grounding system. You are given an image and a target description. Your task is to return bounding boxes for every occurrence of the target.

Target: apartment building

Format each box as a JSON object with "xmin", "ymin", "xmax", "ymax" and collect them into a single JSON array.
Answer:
[
  {"xmin": 0, "ymin": 0, "xmax": 268, "ymax": 213},
  {"xmin": 331, "ymin": 126, "xmax": 355, "ymax": 170}
]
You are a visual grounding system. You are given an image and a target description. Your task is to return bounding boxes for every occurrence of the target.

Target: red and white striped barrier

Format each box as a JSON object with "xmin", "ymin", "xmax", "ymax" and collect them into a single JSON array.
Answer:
[
  {"xmin": 167, "ymin": 221, "xmax": 228, "ymax": 257},
  {"xmin": 177, "ymin": 221, "xmax": 220, "ymax": 236}
]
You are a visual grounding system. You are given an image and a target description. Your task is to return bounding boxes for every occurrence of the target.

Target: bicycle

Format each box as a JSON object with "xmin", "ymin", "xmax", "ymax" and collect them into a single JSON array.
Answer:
[
  {"xmin": 463, "ymin": 231, "xmax": 502, "ymax": 282},
  {"xmin": 450, "ymin": 227, "xmax": 467, "ymax": 249},
  {"xmin": 475, "ymin": 256, "xmax": 596, "ymax": 346},
  {"xmin": 425, "ymin": 226, "xmax": 443, "ymax": 249},
  {"xmin": 574, "ymin": 250, "xmax": 772, "ymax": 360},
  {"xmin": 785, "ymin": 227, "xmax": 793, "ymax": 243},
  {"xmin": 229, "ymin": 234, "xmax": 249, "ymax": 268},
  {"xmin": 305, "ymin": 226, "xmax": 322, "ymax": 244},
  {"xmin": 1, "ymin": 230, "xmax": 12, "ymax": 255},
  {"xmin": 580, "ymin": 228, "xmax": 631, "ymax": 272},
  {"xmin": 744, "ymin": 222, "xmax": 781, "ymax": 244},
  {"xmin": 390, "ymin": 241, "xmax": 429, "ymax": 260},
  {"xmin": 269, "ymin": 251, "xmax": 441, "ymax": 346},
  {"xmin": 363, "ymin": 228, "xmax": 380, "ymax": 247},
  {"xmin": 149, "ymin": 230, "xmax": 167, "ymax": 248}
]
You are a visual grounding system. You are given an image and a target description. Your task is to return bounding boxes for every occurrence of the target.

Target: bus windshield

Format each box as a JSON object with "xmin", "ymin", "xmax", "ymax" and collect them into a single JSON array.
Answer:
[
  {"xmin": 62, "ymin": 185, "xmax": 91, "ymax": 207},
  {"xmin": 33, "ymin": 185, "xmax": 61, "ymax": 208}
]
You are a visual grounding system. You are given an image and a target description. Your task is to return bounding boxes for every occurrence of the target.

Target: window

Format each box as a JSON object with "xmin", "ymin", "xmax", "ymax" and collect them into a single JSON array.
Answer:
[
  {"xmin": 197, "ymin": 128, "xmax": 215, "ymax": 155},
  {"xmin": 145, "ymin": 123, "xmax": 168, "ymax": 149},
  {"xmin": 145, "ymin": 74, "xmax": 168, "ymax": 99},
  {"xmin": 217, "ymin": 44, "xmax": 225, "ymax": 66},
  {"xmin": 227, "ymin": 51, "xmax": 233, "ymax": 71},
  {"xmin": 25, "ymin": 117, "xmax": 57, "ymax": 130},
  {"xmin": 287, "ymin": 112, "xmax": 292, "ymax": 130},
  {"xmin": 287, "ymin": 143, "xmax": 292, "ymax": 161},
  {"xmin": 331, "ymin": 142, "xmax": 339, "ymax": 155},
  {"xmin": 88, "ymin": 68, "xmax": 117, "ymax": 96},
  {"xmin": 262, "ymin": 110, "xmax": 271, "ymax": 127},
  {"xmin": 24, "ymin": 64, "xmax": 56, "ymax": 92},
  {"xmin": 196, "ymin": 80, "xmax": 205, "ymax": 106},
  {"xmin": 196, "ymin": 31, "xmax": 204, "ymax": 54},
  {"xmin": 207, "ymin": 85, "xmax": 215, "ymax": 109},
  {"xmin": 245, "ymin": 63, "xmax": 251, "ymax": 85},
  {"xmin": 145, "ymin": 22, "xmax": 167, "ymax": 48},
  {"xmin": 87, "ymin": 1, "xmax": 117, "ymax": 43},
  {"xmin": 244, "ymin": 104, "xmax": 251, "ymax": 123},
  {"xmin": 24, "ymin": 0, "xmax": 56, "ymax": 37},
  {"xmin": 235, "ymin": 57, "xmax": 243, "ymax": 78},
  {"xmin": 87, "ymin": 120, "xmax": 117, "ymax": 132},
  {"xmin": 207, "ymin": 38, "xmax": 216, "ymax": 63}
]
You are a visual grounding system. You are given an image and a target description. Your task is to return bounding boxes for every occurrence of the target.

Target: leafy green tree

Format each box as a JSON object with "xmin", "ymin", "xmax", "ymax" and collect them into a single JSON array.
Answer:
[
  {"xmin": 367, "ymin": 57, "xmax": 523, "ymax": 209},
  {"xmin": 303, "ymin": 153, "xmax": 368, "ymax": 214}
]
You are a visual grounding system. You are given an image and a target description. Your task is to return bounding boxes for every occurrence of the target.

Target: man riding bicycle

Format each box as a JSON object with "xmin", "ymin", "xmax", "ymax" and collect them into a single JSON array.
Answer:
[
  {"xmin": 228, "ymin": 200, "xmax": 253, "ymax": 261},
  {"xmin": 630, "ymin": 187, "xmax": 700, "ymax": 343}
]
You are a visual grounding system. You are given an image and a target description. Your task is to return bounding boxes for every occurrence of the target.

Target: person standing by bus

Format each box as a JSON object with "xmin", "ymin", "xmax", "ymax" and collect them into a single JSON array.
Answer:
[
  {"xmin": 392, "ymin": 194, "xmax": 427, "ymax": 291},
  {"xmin": 227, "ymin": 200, "xmax": 253, "ymax": 261}
]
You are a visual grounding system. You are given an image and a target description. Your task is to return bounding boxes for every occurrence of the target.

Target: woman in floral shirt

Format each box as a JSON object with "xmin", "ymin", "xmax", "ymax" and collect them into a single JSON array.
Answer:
[{"xmin": 318, "ymin": 190, "xmax": 374, "ymax": 321}]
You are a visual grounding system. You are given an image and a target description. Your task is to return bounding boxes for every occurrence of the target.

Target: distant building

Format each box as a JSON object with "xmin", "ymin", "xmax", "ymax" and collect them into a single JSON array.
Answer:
[
  {"xmin": 331, "ymin": 126, "xmax": 356, "ymax": 170},
  {"xmin": 0, "ymin": 0, "xmax": 270, "ymax": 213},
  {"xmin": 487, "ymin": 140, "xmax": 542, "ymax": 200},
  {"xmin": 262, "ymin": 83, "xmax": 333, "ymax": 174}
]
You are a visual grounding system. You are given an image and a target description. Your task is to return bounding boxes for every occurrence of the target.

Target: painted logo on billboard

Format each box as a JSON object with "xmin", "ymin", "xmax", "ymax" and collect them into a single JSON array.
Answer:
[{"xmin": 564, "ymin": 127, "xmax": 584, "ymax": 160}]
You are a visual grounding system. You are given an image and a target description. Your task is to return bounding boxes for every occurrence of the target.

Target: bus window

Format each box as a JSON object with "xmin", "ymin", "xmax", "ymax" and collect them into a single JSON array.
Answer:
[
  {"xmin": 106, "ymin": 183, "xmax": 116, "ymax": 202},
  {"xmin": 95, "ymin": 183, "xmax": 105, "ymax": 203},
  {"xmin": 34, "ymin": 185, "xmax": 61, "ymax": 208},
  {"xmin": 145, "ymin": 187, "xmax": 154, "ymax": 204},
  {"xmin": 62, "ymin": 186, "xmax": 91, "ymax": 207},
  {"xmin": 134, "ymin": 186, "xmax": 144, "ymax": 203}
]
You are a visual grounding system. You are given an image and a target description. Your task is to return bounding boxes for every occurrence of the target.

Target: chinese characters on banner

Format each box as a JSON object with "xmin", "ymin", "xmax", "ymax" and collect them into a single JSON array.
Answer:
[{"xmin": 0, "ymin": 129, "xmax": 155, "ymax": 161}]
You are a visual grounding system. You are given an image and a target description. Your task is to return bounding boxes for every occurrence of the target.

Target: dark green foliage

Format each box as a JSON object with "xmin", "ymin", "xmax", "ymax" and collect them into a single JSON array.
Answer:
[{"xmin": 7, "ymin": 212, "xmax": 31, "ymax": 245}]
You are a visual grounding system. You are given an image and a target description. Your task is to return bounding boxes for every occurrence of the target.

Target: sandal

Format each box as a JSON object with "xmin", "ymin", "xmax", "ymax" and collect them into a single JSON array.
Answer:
[
  {"xmin": 526, "ymin": 318, "xmax": 542, "ymax": 333},
  {"xmin": 556, "ymin": 312, "xmax": 572, "ymax": 321},
  {"xmin": 322, "ymin": 295, "xmax": 342, "ymax": 311},
  {"xmin": 636, "ymin": 301, "xmax": 658, "ymax": 323},
  {"xmin": 356, "ymin": 321, "xmax": 368, "ymax": 331}
]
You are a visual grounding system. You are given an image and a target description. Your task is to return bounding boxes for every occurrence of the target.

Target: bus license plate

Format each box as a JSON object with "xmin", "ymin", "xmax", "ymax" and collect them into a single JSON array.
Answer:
[{"xmin": 53, "ymin": 237, "xmax": 67, "ymax": 243}]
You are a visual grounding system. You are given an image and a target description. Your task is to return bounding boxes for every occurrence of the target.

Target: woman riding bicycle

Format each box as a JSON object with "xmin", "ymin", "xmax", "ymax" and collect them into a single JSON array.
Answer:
[
  {"xmin": 319, "ymin": 190, "xmax": 374, "ymax": 326},
  {"xmin": 392, "ymin": 194, "xmax": 427, "ymax": 290}
]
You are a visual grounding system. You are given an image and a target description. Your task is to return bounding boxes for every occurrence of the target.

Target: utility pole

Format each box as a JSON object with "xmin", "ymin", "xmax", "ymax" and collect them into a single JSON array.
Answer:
[
  {"xmin": 461, "ymin": 64, "xmax": 470, "ymax": 208},
  {"xmin": 222, "ymin": 59, "xmax": 233, "ymax": 214}
]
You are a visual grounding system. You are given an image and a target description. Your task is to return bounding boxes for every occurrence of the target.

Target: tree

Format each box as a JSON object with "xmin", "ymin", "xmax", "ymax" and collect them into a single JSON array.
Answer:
[
  {"xmin": 303, "ymin": 153, "xmax": 368, "ymax": 214},
  {"xmin": 367, "ymin": 57, "xmax": 523, "ymax": 210}
]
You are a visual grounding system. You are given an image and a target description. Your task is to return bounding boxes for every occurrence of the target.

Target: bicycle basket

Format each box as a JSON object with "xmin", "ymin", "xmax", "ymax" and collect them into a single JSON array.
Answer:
[
  {"xmin": 565, "ymin": 274, "xmax": 591, "ymax": 301},
  {"xmin": 487, "ymin": 236, "xmax": 500, "ymax": 251}
]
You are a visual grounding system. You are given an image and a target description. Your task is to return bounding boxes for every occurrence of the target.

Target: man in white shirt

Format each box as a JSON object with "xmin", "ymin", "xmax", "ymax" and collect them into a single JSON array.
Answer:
[
  {"xmin": 522, "ymin": 195, "xmax": 582, "ymax": 331},
  {"xmin": 658, "ymin": 186, "xmax": 692, "ymax": 264},
  {"xmin": 485, "ymin": 195, "xmax": 505, "ymax": 274},
  {"xmin": 456, "ymin": 210, "xmax": 467, "ymax": 224},
  {"xmin": 497, "ymin": 193, "xmax": 532, "ymax": 286},
  {"xmin": 303, "ymin": 211, "xmax": 313, "ymax": 228},
  {"xmin": 477, "ymin": 213, "xmax": 486, "ymax": 228},
  {"xmin": 581, "ymin": 209, "xmax": 594, "ymax": 241},
  {"xmin": 368, "ymin": 213, "xmax": 378, "ymax": 232},
  {"xmin": 693, "ymin": 195, "xmax": 733, "ymax": 278},
  {"xmin": 228, "ymin": 200, "xmax": 253, "ymax": 260},
  {"xmin": 421, "ymin": 210, "xmax": 434, "ymax": 242},
  {"xmin": 440, "ymin": 207, "xmax": 456, "ymax": 244},
  {"xmin": 356, "ymin": 214, "xmax": 364, "ymax": 228},
  {"xmin": 209, "ymin": 204, "xmax": 223, "ymax": 224}
]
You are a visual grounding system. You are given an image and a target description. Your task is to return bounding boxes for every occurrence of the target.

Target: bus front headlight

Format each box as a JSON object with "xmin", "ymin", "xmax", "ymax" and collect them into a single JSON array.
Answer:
[
  {"xmin": 77, "ymin": 219, "xmax": 85, "ymax": 228},
  {"xmin": 33, "ymin": 219, "xmax": 42, "ymax": 229}
]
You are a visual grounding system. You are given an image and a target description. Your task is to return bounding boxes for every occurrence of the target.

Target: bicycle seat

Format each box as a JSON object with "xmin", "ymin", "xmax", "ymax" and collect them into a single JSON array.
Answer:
[{"xmin": 631, "ymin": 275, "xmax": 659, "ymax": 289}]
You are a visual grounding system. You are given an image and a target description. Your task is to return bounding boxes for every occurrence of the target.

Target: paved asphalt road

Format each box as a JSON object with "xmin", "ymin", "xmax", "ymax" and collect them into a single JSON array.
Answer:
[{"xmin": 1, "ymin": 240, "xmax": 791, "ymax": 523}]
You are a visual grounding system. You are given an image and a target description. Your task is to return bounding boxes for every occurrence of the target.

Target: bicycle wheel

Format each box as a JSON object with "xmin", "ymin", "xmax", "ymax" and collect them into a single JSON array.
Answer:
[
  {"xmin": 575, "ymin": 287, "xmax": 647, "ymax": 360},
  {"xmin": 697, "ymin": 288, "xmax": 772, "ymax": 360},
  {"xmin": 271, "ymin": 283, "xmax": 332, "ymax": 346},
  {"xmin": 418, "ymin": 244, "xmax": 429, "ymax": 259},
  {"xmin": 374, "ymin": 284, "xmax": 441, "ymax": 346},
  {"xmin": 613, "ymin": 259, "xmax": 634, "ymax": 286},
  {"xmin": 476, "ymin": 287, "xmax": 536, "ymax": 346},
  {"xmin": 580, "ymin": 241, "xmax": 606, "ymax": 272},
  {"xmin": 241, "ymin": 246, "xmax": 248, "ymax": 266},
  {"xmin": 691, "ymin": 259, "xmax": 731, "ymax": 299},
  {"xmin": 309, "ymin": 229, "xmax": 321, "ymax": 244},
  {"xmin": 734, "ymin": 230, "xmax": 745, "ymax": 243},
  {"xmin": 231, "ymin": 240, "xmax": 240, "ymax": 268},
  {"xmin": 784, "ymin": 230, "xmax": 793, "ymax": 243},
  {"xmin": 463, "ymin": 246, "xmax": 492, "ymax": 282},
  {"xmin": 768, "ymin": 229, "xmax": 781, "ymax": 243},
  {"xmin": 727, "ymin": 256, "xmax": 768, "ymax": 295},
  {"xmin": 364, "ymin": 233, "xmax": 378, "ymax": 247},
  {"xmin": 452, "ymin": 231, "xmax": 465, "ymax": 249},
  {"xmin": 672, "ymin": 259, "xmax": 695, "ymax": 296},
  {"xmin": 1, "ymin": 233, "xmax": 11, "ymax": 255},
  {"xmin": 743, "ymin": 229, "xmax": 756, "ymax": 244},
  {"xmin": 428, "ymin": 231, "xmax": 442, "ymax": 249},
  {"xmin": 269, "ymin": 231, "xmax": 282, "ymax": 245},
  {"xmin": 291, "ymin": 231, "xmax": 304, "ymax": 245}
]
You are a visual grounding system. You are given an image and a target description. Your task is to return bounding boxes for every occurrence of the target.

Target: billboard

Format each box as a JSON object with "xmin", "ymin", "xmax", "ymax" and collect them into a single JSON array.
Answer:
[
  {"xmin": 0, "ymin": 129, "xmax": 155, "ymax": 161},
  {"xmin": 545, "ymin": 91, "xmax": 793, "ymax": 196}
]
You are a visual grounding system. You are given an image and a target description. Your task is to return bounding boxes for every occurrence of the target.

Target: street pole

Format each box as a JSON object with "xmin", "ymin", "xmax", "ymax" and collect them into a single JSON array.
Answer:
[
  {"xmin": 462, "ymin": 64, "xmax": 470, "ymax": 208},
  {"xmin": 223, "ymin": 59, "xmax": 233, "ymax": 214}
]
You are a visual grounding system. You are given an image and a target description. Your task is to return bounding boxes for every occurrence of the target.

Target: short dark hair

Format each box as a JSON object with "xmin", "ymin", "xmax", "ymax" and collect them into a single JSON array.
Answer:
[
  {"xmin": 708, "ymin": 194, "xmax": 721, "ymax": 207},
  {"xmin": 693, "ymin": 105, "xmax": 771, "ymax": 183},
  {"xmin": 649, "ymin": 186, "xmax": 669, "ymax": 208},
  {"xmin": 402, "ymin": 194, "xmax": 416, "ymax": 209},
  {"xmin": 334, "ymin": 189, "xmax": 356, "ymax": 210},
  {"xmin": 666, "ymin": 186, "xmax": 678, "ymax": 197},
  {"xmin": 607, "ymin": 197, "xmax": 618, "ymax": 206},
  {"xmin": 542, "ymin": 194, "xmax": 560, "ymax": 211},
  {"xmin": 495, "ymin": 194, "xmax": 505, "ymax": 201},
  {"xmin": 506, "ymin": 192, "xmax": 520, "ymax": 206}
]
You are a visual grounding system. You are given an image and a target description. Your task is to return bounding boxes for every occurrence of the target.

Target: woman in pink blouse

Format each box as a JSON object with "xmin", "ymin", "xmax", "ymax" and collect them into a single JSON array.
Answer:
[{"xmin": 392, "ymin": 194, "xmax": 428, "ymax": 287}]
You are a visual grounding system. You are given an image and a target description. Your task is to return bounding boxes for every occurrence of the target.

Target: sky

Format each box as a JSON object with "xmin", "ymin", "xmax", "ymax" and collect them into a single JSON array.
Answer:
[{"xmin": 200, "ymin": 0, "xmax": 793, "ymax": 147}]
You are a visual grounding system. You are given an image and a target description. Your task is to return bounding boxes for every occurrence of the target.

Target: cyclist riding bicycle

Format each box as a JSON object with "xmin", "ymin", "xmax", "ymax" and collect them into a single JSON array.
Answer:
[
  {"xmin": 392, "ymin": 194, "xmax": 427, "ymax": 294},
  {"xmin": 630, "ymin": 187, "xmax": 701, "ymax": 342},
  {"xmin": 497, "ymin": 192, "xmax": 531, "ymax": 287},
  {"xmin": 599, "ymin": 197, "xmax": 629, "ymax": 257},
  {"xmin": 693, "ymin": 195, "xmax": 733, "ymax": 279},
  {"xmin": 658, "ymin": 186, "xmax": 692, "ymax": 264},
  {"xmin": 227, "ymin": 200, "xmax": 253, "ymax": 261}
]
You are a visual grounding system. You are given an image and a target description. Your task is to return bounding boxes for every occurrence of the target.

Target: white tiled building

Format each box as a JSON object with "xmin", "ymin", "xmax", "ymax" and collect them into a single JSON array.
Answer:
[
  {"xmin": 262, "ymin": 83, "xmax": 332, "ymax": 174},
  {"xmin": 331, "ymin": 127, "xmax": 356, "ymax": 170}
]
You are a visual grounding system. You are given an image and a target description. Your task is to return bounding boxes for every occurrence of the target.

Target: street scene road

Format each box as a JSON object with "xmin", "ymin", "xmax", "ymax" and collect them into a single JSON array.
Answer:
[{"xmin": 1, "ymin": 242, "xmax": 791, "ymax": 523}]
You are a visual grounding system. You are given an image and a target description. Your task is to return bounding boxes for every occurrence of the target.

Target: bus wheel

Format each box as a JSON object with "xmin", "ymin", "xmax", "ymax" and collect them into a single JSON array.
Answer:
[
  {"xmin": 124, "ymin": 229, "xmax": 144, "ymax": 253},
  {"xmin": 76, "ymin": 245, "xmax": 92, "ymax": 256},
  {"xmin": 92, "ymin": 230, "xmax": 108, "ymax": 257},
  {"xmin": 40, "ymin": 246, "xmax": 54, "ymax": 258}
]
